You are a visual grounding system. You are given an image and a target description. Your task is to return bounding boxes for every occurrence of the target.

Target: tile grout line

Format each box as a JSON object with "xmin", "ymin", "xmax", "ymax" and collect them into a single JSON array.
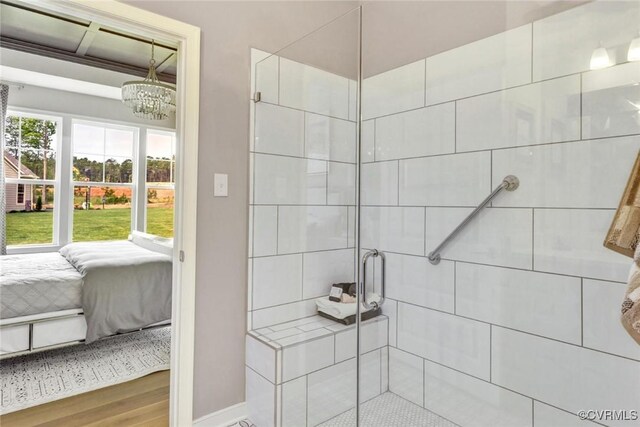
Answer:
[
  {"xmin": 252, "ymin": 150, "xmax": 356, "ymax": 166},
  {"xmin": 530, "ymin": 22, "xmax": 534, "ymax": 83},
  {"xmin": 325, "ymin": 160, "xmax": 329, "ymax": 206},
  {"xmin": 579, "ymin": 72, "xmax": 583, "ymax": 141},
  {"xmin": 581, "ymin": 278, "xmax": 584, "ymax": 347},
  {"xmin": 276, "ymin": 205, "xmax": 279, "ymax": 255},
  {"xmin": 252, "ymin": 203, "xmax": 622, "ymax": 210},
  {"xmin": 531, "ymin": 208, "xmax": 535, "ymax": 270},
  {"xmin": 454, "ymin": 100, "xmax": 457, "ymax": 154},
  {"xmin": 453, "ymin": 261, "xmax": 457, "ymax": 314},
  {"xmin": 373, "ymin": 118, "xmax": 377, "ymax": 162},
  {"xmin": 531, "ymin": 399, "xmax": 608, "ymax": 427},
  {"xmin": 489, "ymin": 149, "xmax": 493, "ymax": 207},
  {"xmin": 489, "ymin": 324, "xmax": 493, "ymax": 382},
  {"xmin": 379, "ymin": 347, "xmax": 383, "ymax": 395},
  {"xmin": 261, "ymin": 99, "xmax": 355, "ymax": 123},
  {"xmin": 277, "ymin": 56, "xmax": 280, "ymax": 105},
  {"xmin": 396, "ymin": 159, "xmax": 400, "ymax": 206},
  {"xmin": 305, "ymin": 373, "xmax": 309, "ymax": 427},
  {"xmin": 422, "ymin": 357, "xmax": 426, "ymax": 409},
  {"xmin": 531, "ymin": 399, "xmax": 535, "ymax": 427}
]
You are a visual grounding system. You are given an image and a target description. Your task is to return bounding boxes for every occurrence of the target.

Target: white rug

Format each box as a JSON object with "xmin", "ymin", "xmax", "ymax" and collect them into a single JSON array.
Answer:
[{"xmin": 0, "ymin": 326, "xmax": 170, "ymax": 414}]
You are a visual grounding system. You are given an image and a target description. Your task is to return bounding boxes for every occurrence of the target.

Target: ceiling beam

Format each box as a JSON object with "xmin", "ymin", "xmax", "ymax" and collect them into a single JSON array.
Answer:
[
  {"xmin": 75, "ymin": 21, "xmax": 101, "ymax": 56},
  {"xmin": 156, "ymin": 52, "xmax": 176, "ymax": 73},
  {"xmin": 0, "ymin": 36, "xmax": 176, "ymax": 84}
]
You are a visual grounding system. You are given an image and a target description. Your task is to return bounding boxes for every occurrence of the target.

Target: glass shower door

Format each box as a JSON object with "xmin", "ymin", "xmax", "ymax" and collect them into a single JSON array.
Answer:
[{"xmin": 247, "ymin": 8, "xmax": 363, "ymax": 427}]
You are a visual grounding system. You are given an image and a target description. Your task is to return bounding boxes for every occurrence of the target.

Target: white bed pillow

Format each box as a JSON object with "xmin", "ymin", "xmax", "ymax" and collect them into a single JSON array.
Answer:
[{"xmin": 129, "ymin": 231, "xmax": 174, "ymax": 257}]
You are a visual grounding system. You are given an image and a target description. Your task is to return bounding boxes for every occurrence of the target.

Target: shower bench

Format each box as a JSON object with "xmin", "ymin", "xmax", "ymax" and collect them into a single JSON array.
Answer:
[{"xmin": 246, "ymin": 314, "xmax": 389, "ymax": 427}]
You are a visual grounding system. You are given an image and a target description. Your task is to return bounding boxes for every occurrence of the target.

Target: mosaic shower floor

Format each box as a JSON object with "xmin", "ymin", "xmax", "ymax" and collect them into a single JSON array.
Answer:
[
  {"xmin": 319, "ymin": 392, "xmax": 459, "ymax": 427},
  {"xmin": 229, "ymin": 392, "xmax": 458, "ymax": 427}
]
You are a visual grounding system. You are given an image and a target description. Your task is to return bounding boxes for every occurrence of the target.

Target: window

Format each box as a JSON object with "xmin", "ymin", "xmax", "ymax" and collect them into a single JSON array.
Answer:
[
  {"xmin": 72, "ymin": 121, "xmax": 136, "ymax": 242},
  {"xmin": 4, "ymin": 113, "xmax": 59, "ymax": 246},
  {"xmin": 146, "ymin": 130, "xmax": 175, "ymax": 238},
  {"xmin": 16, "ymin": 184, "xmax": 24, "ymax": 204},
  {"xmin": 3, "ymin": 110, "xmax": 176, "ymax": 251}
]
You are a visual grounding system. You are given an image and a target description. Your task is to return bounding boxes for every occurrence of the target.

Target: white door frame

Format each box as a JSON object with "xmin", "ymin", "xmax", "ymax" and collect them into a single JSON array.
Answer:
[{"xmin": 31, "ymin": 1, "xmax": 201, "ymax": 425}]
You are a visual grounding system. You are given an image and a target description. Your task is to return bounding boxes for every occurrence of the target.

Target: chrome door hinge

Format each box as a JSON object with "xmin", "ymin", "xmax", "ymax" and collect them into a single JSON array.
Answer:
[
  {"xmin": 254, "ymin": 91, "xmax": 261, "ymax": 102},
  {"xmin": 179, "ymin": 250, "xmax": 185, "ymax": 262}
]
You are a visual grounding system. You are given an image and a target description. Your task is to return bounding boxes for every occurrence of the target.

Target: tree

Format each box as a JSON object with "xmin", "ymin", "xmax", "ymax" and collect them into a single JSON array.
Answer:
[
  {"xmin": 5, "ymin": 117, "xmax": 57, "ymax": 178},
  {"xmin": 5, "ymin": 116, "xmax": 57, "ymax": 204}
]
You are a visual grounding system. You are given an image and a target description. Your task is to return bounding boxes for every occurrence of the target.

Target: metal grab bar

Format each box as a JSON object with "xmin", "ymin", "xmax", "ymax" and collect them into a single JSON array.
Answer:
[
  {"xmin": 427, "ymin": 175, "xmax": 520, "ymax": 265},
  {"xmin": 361, "ymin": 249, "xmax": 385, "ymax": 310}
]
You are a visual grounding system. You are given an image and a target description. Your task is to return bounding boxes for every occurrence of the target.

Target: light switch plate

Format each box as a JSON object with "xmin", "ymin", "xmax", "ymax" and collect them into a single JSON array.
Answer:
[{"xmin": 214, "ymin": 173, "xmax": 228, "ymax": 197}]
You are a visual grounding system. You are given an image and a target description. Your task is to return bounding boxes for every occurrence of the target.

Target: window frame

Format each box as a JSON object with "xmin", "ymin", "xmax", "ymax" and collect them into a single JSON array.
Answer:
[
  {"xmin": 4, "ymin": 110, "xmax": 62, "ymax": 250},
  {"xmin": 70, "ymin": 119, "xmax": 139, "ymax": 243},
  {"xmin": 16, "ymin": 184, "xmax": 25, "ymax": 204},
  {"xmin": 144, "ymin": 127, "xmax": 176, "ymax": 236}
]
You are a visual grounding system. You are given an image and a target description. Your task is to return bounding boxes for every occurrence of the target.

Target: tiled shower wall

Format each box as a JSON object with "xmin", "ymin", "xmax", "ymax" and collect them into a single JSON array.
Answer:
[
  {"xmin": 248, "ymin": 50, "xmax": 358, "ymax": 330},
  {"xmin": 362, "ymin": 1, "xmax": 640, "ymax": 426}
]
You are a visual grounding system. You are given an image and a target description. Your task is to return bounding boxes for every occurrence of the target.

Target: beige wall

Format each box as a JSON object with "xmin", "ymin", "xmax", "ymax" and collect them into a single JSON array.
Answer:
[{"xmin": 124, "ymin": 1, "xmax": 357, "ymax": 419}]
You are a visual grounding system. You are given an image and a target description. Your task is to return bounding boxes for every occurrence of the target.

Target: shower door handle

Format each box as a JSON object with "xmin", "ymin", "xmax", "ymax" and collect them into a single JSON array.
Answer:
[{"xmin": 361, "ymin": 249, "xmax": 385, "ymax": 310}]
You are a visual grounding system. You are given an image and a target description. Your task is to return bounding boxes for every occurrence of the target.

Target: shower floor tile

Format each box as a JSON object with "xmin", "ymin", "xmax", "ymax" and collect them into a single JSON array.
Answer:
[{"xmin": 318, "ymin": 392, "xmax": 459, "ymax": 427}]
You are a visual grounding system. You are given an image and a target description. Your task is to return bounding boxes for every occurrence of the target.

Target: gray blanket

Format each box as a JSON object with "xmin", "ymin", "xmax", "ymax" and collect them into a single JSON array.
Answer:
[{"xmin": 59, "ymin": 241, "xmax": 172, "ymax": 343}]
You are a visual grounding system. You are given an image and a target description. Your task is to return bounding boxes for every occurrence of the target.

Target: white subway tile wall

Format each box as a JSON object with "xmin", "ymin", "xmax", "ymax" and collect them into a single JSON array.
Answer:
[
  {"xmin": 279, "ymin": 57, "xmax": 351, "ymax": 120},
  {"xmin": 305, "ymin": 113, "xmax": 356, "ymax": 163},
  {"xmin": 397, "ymin": 302, "xmax": 491, "ymax": 379},
  {"xmin": 582, "ymin": 279, "xmax": 640, "ymax": 360},
  {"xmin": 252, "ymin": 255, "xmax": 303, "ymax": 310},
  {"xmin": 582, "ymin": 62, "xmax": 640, "ymax": 140},
  {"xmin": 362, "ymin": 59, "xmax": 426, "ymax": 120},
  {"xmin": 357, "ymin": 2, "xmax": 640, "ymax": 425},
  {"xmin": 425, "ymin": 24, "xmax": 532, "ymax": 105},
  {"xmin": 361, "ymin": 161, "xmax": 399, "ymax": 206},
  {"xmin": 456, "ymin": 75, "xmax": 581, "ymax": 152},
  {"xmin": 533, "ymin": 401, "xmax": 600, "ymax": 427},
  {"xmin": 374, "ymin": 103, "xmax": 455, "ymax": 161},
  {"xmin": 399, "ymin": 151, "xmax": 491, "ymax": 207},
  {"xmin": 389, "ymin": 347, "xmax": 424, "ymax": 406},
  {"xmin": 423, "ymin": 358, "xmax": 533, "ymax": 427},
  {"xmin": 492, "ymin": 327, "xmax": 640, "ymax": 427}
]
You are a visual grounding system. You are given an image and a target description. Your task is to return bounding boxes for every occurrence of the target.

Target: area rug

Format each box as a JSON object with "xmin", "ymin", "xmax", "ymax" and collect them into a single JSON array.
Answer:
[{"xmin": 0, "ymin": 326, "xmax": 170, "ymax": 414}]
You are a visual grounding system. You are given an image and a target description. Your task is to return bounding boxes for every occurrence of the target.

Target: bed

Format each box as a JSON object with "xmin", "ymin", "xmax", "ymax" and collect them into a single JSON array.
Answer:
[{"xmin": 0, "ymin": 232, "xmax": 173, "ymax": 358}]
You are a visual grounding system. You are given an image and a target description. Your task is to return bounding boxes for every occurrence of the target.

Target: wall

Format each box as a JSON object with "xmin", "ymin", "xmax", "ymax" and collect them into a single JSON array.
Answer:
[
  {"xmin": 124, "ymin": 1, "xmax": 358, "ymax": 419},
  {"xmin": 361, "ymin": 1, "xmax": 640, "ymax": 425}
]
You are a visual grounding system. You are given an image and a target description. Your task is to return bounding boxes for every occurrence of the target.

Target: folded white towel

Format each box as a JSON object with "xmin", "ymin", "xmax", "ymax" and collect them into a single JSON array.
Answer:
[{"xmin": 315, "ymin": 294, "xmax": 380, "ymax": 320}]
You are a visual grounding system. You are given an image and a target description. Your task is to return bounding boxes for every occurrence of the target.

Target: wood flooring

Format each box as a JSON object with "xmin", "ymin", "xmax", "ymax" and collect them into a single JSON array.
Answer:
[{"xmin": 0, "ymin": 370, "xmax": 169, "ymax": 427}]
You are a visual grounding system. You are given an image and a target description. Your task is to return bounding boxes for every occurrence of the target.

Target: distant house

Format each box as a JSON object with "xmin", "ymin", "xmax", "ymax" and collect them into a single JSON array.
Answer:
[{"xmin": 4, "ymin": 151, "xmax": 37, "ymax": 212}]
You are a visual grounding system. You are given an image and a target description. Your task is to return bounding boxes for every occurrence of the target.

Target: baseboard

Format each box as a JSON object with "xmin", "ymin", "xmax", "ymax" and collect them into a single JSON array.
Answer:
[{"xmin": 193, "ymin": 402, "xmax": 247, "ymax": 427}]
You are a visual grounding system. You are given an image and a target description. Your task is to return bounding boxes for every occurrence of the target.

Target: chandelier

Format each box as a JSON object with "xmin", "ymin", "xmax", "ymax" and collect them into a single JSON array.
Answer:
[{"xmin": 121, "ymin": 40, "xmax": 176, "ymax": 120}]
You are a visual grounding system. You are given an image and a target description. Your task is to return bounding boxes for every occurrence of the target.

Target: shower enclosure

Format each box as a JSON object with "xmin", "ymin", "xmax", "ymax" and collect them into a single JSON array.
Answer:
[{"xmin": 247, "ymin": 1, "xmax": 640, "ymax": 426}]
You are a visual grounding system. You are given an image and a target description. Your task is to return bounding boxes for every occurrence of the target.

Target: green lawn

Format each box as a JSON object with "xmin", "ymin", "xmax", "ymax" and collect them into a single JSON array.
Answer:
[{"xmin": 6, "ymin": 207, "xmax": 173, "ymax": 246}]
